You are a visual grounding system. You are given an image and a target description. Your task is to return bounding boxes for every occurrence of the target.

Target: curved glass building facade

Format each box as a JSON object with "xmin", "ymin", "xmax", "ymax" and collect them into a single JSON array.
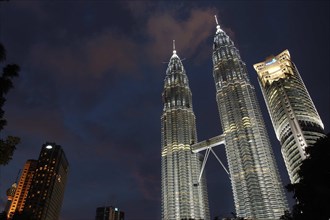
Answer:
[
  {"xmin": 254, "ymin": 50, "xmax": 325, "ymax": 183},
  {"xmin": 212, "ymin": 22, "xmax": 288, "ymax": 219},
  {"xmin": 161, "ymin": 48, "xmax": 209, "ymax": 220}
]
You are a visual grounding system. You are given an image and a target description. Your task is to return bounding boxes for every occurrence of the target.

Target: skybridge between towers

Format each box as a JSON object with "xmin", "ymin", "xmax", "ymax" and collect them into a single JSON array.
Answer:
[{"xmin": 191, "ymin": 134, "xmax": 230, "ymax": 186}]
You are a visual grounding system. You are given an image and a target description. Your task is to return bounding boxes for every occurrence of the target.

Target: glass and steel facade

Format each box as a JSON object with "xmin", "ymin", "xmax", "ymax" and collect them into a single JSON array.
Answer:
[
  {"xmin": 161, "ymin": 49, "xmax": 209, "ymax": 220},
  {"xmin": 24, "ymin": 143, "xmax": 69, "ymax": 220},
  {"xmin": 212, "ymin": 23, "xmax": 288, "ymax": 218},
  {"xmin": 254, "ymin": 50, "xmax": 325, "ymax": 183}
]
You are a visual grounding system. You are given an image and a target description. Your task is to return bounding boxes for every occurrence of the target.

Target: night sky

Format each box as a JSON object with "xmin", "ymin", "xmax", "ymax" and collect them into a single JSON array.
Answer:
[{"xmin": 0, "ymin": 1, "xmax": 329, "ymax": 220}]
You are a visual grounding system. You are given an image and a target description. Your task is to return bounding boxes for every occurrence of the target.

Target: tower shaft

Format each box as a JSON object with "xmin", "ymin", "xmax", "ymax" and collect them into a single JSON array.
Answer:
[
  {"xmin": 161, "ymin": 50, "xmax": 209, "ymax": 220},
  {"xmin": 212, "ymin": 24, "xmax": 288, "ymax": 218}
]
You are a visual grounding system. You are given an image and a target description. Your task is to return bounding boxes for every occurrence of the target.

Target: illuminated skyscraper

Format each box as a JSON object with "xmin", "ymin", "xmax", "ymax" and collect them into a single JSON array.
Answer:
[
  {"xmin": 253, "ymin": 50, "xmax": 325, "ymax": 183},
  {"xmin": 7, "ymin": 160, "xmax": 38, "ymax": 219},
  {"xmin": 161, "ymin": 44, "xmax": 209, "ymax": 220},
  {"xmin": 211, "ymin": 18, "xmax": 288, "ymax": 218},
  {"xmin": 24, "ymin": 143, "xmax": 69, "ymax": 220}
]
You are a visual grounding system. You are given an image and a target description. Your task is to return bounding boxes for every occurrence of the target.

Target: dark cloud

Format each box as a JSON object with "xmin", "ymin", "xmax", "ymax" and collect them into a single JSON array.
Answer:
[{"xmin": 9, "ymin": 1, "xmax": 48, "ymax": 19}]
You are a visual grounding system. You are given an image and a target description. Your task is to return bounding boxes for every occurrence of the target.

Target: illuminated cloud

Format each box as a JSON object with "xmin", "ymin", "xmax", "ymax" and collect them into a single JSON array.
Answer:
[
  {"xmin": 146, "ymin": 8, "xmax": 218, "ymax": 65},
  {"xmin": 123, "ymin": 2, "xmax": 219, "ymax": 66},
  {"xmin": 132, "ymin": 169, "xmax": 160, "ymax": 201},
  {"xmin": 26, "ymin": 4, "xmax": 221, "ymax": 80},
  {"xmin": 28, "ymin": 30, "xmax": 139, "ymax": 80},
  {"xmin": 5, "ymin": 106, "xmax": 71, "ymax": 143}
]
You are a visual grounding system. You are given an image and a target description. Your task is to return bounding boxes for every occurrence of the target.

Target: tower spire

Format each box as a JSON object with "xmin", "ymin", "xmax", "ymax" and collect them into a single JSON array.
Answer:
[
  {"xmin": 214, "ymin": 15, "xmax": 219, "ymax": 25},
  {"xmin": 214, "ymin": 15, "xmax": 221, "ymax": 33},
  {"xmin": 173, "ymin": 40, "xmax": 176, "ymax": 54}
]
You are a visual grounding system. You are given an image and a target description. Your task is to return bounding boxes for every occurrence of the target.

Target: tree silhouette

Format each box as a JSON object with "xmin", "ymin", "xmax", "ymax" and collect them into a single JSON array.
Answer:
[
  {"xmin": 280, "ymin": 210, "xmax": 293, "ymax": 220},
  {"xmin": 0, "ymin": 211, "xmax": 7, "ymax": 220},
  {"xmin": 286, "ymin": 133, "xmax": 330, "ymax": 220},
  {"xmin": 0, "ymin": 43, "xmax": 20, "ymax": 165}
]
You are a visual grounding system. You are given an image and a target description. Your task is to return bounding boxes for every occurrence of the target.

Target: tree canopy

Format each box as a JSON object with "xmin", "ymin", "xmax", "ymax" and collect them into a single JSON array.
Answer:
[
  {"xmin": 286, "ymin": 133, "xmax": 330, "ymax": 220},
  {"xmin": 0, "ymin": 42, "xmax": 20, "ymax": 166}
]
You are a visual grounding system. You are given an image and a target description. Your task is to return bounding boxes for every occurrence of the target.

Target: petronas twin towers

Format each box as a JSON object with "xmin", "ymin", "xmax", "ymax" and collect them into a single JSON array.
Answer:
[{"xmin": 161, "ymin": 17, "xmax": 288, "ymax": 220}]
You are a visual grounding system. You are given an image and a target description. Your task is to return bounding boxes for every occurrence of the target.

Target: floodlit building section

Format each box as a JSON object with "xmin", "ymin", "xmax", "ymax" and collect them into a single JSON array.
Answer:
[
  {"xmin": 254, "ymin": 50, "xmax": 325, "ymax": 183},
  {"xmin": 211, "ymin": 16, "xmax": 288, "ymax": 219},
  {"xmin": 5, "ymin": 183, "xmax": 17, "ymax": 215},
  {"xmin": 161, "ymin": 44, "xmax": 209, "ymax": 220},
  {"xmin": 7, "ymin": 160, "xmax": 38, "ymax": 219}
]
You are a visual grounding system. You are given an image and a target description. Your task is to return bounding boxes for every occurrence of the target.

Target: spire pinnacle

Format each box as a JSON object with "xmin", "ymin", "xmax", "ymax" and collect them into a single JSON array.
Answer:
[
  {"xmin": 214, "ymin": 15, "xmax": 221, "ymax": 33},
  {"xmin": 173, "ymin": 40, "xmax": 176, "ymax": 54}
]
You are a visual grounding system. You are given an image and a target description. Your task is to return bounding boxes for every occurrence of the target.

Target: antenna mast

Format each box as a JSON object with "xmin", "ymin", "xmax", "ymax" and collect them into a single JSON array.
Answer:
[{"xmin": 15, "ymin": 169, "xmax": 21, "ymax": 183}]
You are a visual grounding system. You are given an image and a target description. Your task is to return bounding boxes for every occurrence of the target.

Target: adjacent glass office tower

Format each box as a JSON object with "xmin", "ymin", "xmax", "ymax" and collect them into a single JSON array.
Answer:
[
  {"xmin": 161, "ymin": 47, "xmax": 209, "ymax": 220},
  {"xmin": 24, "ymin": 143, "xmax": 69, "ymax": 220},
  {"xmin": 95, "ymin": 206, "xmax": 125, "ymax": 220},
  {"xmin": 253, "ymin": 50, "xmax": 325, "ymax": 183},
  {"xmin": 212, "ymin": 21, "xmax": 288, "ymax": 218}
]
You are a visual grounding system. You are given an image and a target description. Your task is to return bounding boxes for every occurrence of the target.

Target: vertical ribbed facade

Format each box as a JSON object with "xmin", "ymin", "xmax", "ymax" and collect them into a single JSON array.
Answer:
[
  {"xmin": 5, "ymin": 183, "xmax": 17, "ymax": 215},
  {"xmin": 7, "ymin": 160, "xmax": 38, "ymax": 219},
  {"xmin": 253, "ymin": 50, "xmax": 325, "ymax": 183},
  {"xmin": 212, "ymin": 23, "xmax": 288, "ymax": 218},
  {"xmin": 161, "ymin": 49, "xmax": 209, "ymax": 220}
]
